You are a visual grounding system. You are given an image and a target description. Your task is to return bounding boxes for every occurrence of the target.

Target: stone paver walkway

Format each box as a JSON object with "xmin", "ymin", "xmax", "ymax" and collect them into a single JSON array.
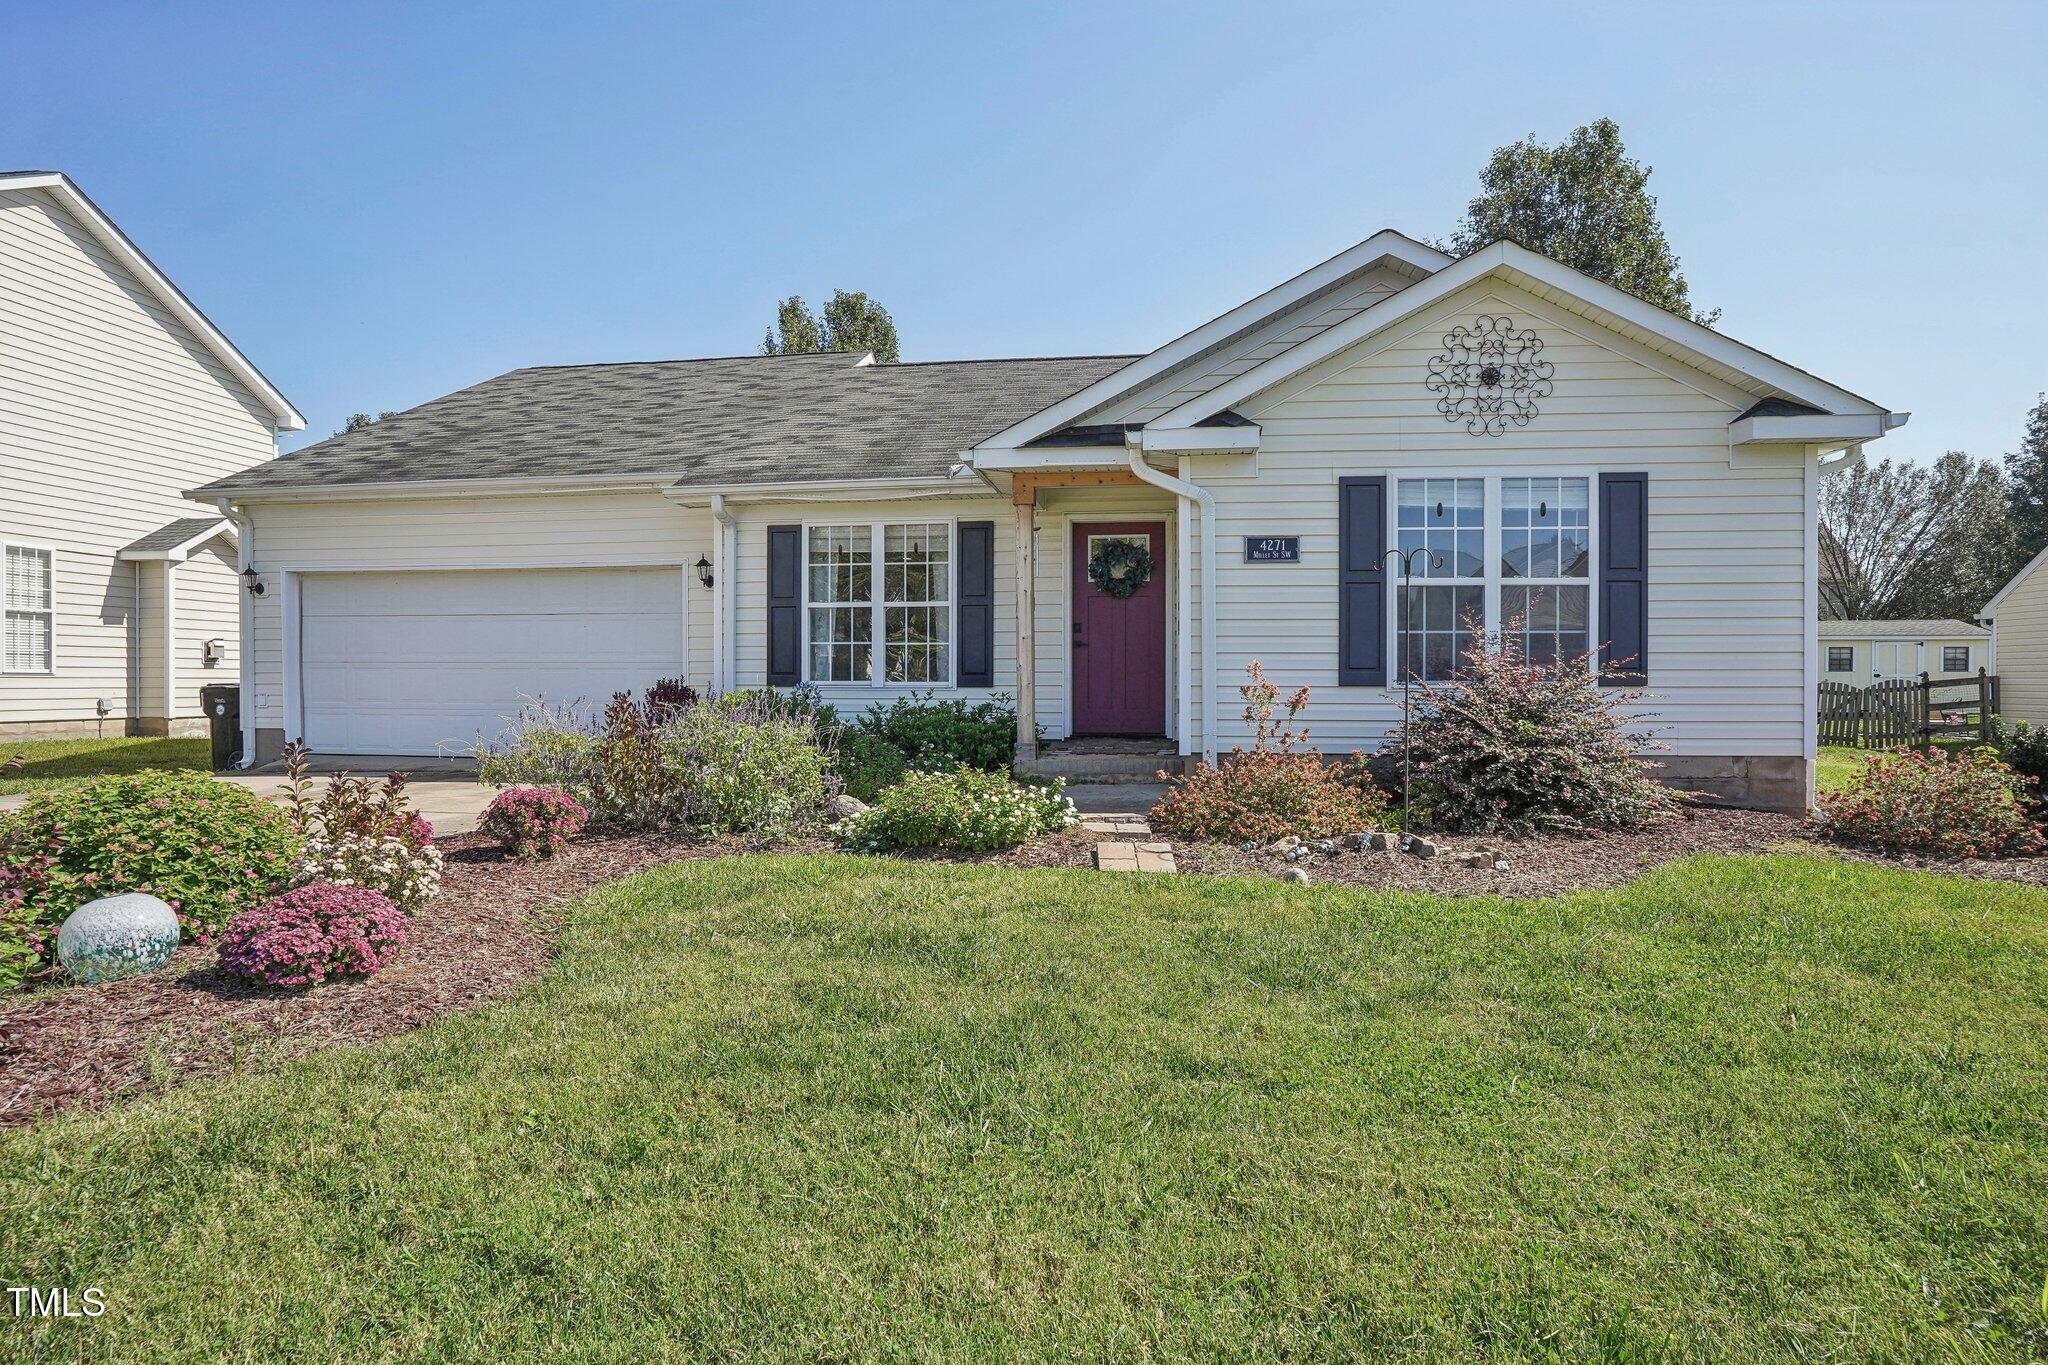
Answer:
[{"xmin": 1089, "ymin": 813, "xmax": 1177, "ymax": 873}]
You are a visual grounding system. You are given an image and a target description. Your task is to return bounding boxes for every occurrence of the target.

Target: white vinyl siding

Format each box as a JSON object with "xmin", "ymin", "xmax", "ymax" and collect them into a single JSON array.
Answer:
[
  {"xmin": 0, "ymin": 186, "xmax": 277, "ymax": 727},
  {"xmin": 1185, "ymin": 277, "xmax": 1811, "ymax": 758},
  {"xmin": 240, "ymin": 492, "xmax": 714, "ymax": 734}
]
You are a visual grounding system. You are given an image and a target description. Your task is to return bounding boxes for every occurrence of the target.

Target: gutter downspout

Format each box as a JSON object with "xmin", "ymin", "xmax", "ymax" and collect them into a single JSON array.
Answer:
[
  {"xmin": 214, "ymin": 497, "xmax": 257, "ymax": 768},
  {"xmin": 1125, "ymin": 447, "xmax": 1216, "ymax": 762},
  {"xmin": 710, "ymin": 493, "xmax": 738, "ymax": 693}
]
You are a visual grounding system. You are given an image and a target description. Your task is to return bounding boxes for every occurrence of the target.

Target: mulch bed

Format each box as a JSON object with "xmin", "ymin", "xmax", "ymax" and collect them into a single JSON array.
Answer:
[
  {"xmin": 8, "ymin": 807, "xmax": 2043, "ymax": 1130},
  {"xmin": 0, "ymin": 830, "xmax": 819, "ymax": 1130}
]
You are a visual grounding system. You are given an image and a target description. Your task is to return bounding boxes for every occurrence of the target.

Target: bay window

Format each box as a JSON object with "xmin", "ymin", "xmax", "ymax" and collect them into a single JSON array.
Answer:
[
  {"xmin": 1394, "ymin": 474, "xmax": 1594, "ymax": 681},
  {"xmin": 806, "ymin": 521, "xmax": 951, "ymax": 685}
]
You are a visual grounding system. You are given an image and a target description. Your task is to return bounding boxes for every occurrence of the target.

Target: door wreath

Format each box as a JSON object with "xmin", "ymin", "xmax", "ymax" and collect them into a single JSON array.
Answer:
[{"xmin": 1087, "ymin": 538, "xmax": 1154, "ymax": 599}]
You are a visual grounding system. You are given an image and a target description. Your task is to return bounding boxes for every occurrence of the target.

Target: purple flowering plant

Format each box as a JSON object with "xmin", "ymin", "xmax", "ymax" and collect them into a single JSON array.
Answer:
[
  {"xmin": 480, "ymin": 787, "xmax": 588, "ymax": 859},
  {"xmin": 215, "ymin": 882, "xmax": 408, "ymax": 988}
]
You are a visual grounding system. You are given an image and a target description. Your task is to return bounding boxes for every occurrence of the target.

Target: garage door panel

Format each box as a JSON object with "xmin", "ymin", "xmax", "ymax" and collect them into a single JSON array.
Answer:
[{"xmin": 299, "ymin": 569, "xmax": 685, "ymax": 755}]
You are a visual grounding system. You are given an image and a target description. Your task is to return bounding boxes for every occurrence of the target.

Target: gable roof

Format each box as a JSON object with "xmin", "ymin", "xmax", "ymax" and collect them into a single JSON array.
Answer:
[
  {"xmin": 1147, "ymin": 239, "xmax": 1894, "ymax": 431},
  {"xmin": 1817, "ymin": 619, "xmax": 1988, "ymax": 640},
  {"xmin": 194, "ymin": 351, "xmax": 1135, "ymax": 498},
  {"xmin": 117, "ymin": 517, "xmax": 234, "ymax": 561},
  {"xmin": 973, "ymin": 229, "xmax": 1450, "ymax": 451},
  {"xmin": 1983, "ymin": 541, "xmax": 2048, "ymax": 618},
  {"xmin": 0, "ymin": 171, "xmax": 303, "ymax": 430}
]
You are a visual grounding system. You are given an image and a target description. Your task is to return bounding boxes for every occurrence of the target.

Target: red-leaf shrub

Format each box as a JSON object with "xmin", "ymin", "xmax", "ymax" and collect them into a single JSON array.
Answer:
[
  {"xmin": 1393, "ymin": 625, "xmax": 1678, "ymax": 836},
  {"xmin": 1151, "ymin": 663, "xmax": 1389, "ymax": 843},
  {"xmin": 215, "ymin": 883, "xmax": 408, "ymax": 988},
  {"xmin": 480, "ymin": 787, "xmax": 588, "ymax": 859},
  {"xmin": 1823, "ymin": 746, "xmax": 2041, "ymax": 858},
  {"xmin": 644, "ymin": 676, "xmax": 700, "ymax": 717}
]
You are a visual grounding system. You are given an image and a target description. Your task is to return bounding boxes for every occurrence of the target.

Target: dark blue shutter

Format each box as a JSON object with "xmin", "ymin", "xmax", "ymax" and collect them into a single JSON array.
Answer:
[
  {"xmin": 766, "ymin": 524, "xmax": 801, "ymax": 686},
  {"xmin": 955, "ymin": 520, "xmax": 995, "ymax": 688},
  {"xmin": 1599, "ymin": 472, "xmax": 1648, "ymax": 686},
  {"xmin": 1337, "ymin": 476, "xmax": 1388, "ymax": 685}
]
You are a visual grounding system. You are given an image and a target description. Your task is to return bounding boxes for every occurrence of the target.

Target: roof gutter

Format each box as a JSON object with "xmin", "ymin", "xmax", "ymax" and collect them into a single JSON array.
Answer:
[{"xmin": 1124, "ymin": 445, "xmax": 1216, "ymax": 762}]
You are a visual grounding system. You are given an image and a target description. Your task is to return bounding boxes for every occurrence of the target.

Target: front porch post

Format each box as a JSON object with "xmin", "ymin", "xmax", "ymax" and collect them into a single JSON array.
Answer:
[{"xmin": 1013, "ymin": 484, "xmax": 1037, "ymax": 764}]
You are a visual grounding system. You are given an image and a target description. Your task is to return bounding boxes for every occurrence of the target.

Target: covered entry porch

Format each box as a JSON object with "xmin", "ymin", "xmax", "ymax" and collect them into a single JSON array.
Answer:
[{"xmin": 996, "ymin": 462, "xmax": 1207, "ymax": 775}]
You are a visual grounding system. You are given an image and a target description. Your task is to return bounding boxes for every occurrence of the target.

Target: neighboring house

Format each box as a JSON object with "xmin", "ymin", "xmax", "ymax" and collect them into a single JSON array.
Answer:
[
  {"xmin": 1981, "ymin": 548, "xmax": 2048, "ymax": 722},
  {"xmin": 194, "ymin": 231, "xmax": 1904, "ymax": 810},
  {"xmin": 1816, "ymin": 620, "xmax": 1990, "ymax": 686},
  {"xmin": 0, "ymin": 172, "xmax": 302, "ymax": 741}
]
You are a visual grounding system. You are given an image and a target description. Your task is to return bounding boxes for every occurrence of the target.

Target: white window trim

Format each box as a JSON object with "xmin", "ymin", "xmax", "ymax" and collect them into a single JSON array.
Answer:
[
  {"xmin": 799, "ymin": 516, "xmax": 959, "ymax": 689},
  {"xmin": 1384, "ymin": 468, "xmax": 1600, "ymax": 684},
  {"xmin": 1826, "ymin": 646, "xmax": 1855, "ymax": 673},
  {"xmin": 1943, "ymin": 645, "xmax": 1972, "ymax": 673},
  {"xmin": 3, "ymin": 541, "xmax": 57, "ymax": 677}
]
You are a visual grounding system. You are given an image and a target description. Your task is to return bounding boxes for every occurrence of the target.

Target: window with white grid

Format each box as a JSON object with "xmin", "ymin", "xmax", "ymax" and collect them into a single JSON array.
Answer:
[
  {"xmin": 1390, "ymin": 475, "xmax": 1597, "ymax": 682},
  {"xmin": 1500, "ymin": 476, "xmax": 1590, "ymax": 667},
  {"xmin": 805, "ymin": 522, "xmax": 953, "ymax": 686},
  {"xmin": 4, "ymin": 545, "xmax": 53, "ymax": 674},
  {"xmin": 882, "ymin": 523, "xmax": 949, "ymax": 684}
]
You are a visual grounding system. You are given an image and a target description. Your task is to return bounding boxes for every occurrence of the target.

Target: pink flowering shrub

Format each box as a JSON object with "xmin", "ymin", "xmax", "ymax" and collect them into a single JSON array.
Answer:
[
  {"xmin": 215, "ymin": 882, "xmax": 408, "ymax": 988},
  {"xmin": 1824, "ymin": 746, "xmax": 2041, "ymax": 858},
  {"xmin": 0, "ymin": 771, "xmax": 301, "ymax": 982},
  {"xmin": 1392, "ymin": 624, "xmax": 1679, "ymax": 836},
  {"xmin": 480, "ymin": 787, "xmax": 588, "ymax": 859}
]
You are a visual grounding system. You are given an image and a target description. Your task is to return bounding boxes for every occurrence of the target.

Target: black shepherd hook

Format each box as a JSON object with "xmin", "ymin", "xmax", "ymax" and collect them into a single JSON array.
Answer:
[{"xmin": 1383, "ymin": 545, "xmax": 1444, "ymax": 837}]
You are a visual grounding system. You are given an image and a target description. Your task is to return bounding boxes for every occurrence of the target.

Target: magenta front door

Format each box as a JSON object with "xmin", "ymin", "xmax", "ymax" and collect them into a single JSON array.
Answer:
[{"xmin": 1071, "ymin": 521, "xmax": 1168, "ymax": 735}]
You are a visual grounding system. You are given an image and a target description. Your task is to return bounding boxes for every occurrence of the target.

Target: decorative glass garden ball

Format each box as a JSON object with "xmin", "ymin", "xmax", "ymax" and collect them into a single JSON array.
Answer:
[{"xmin": 57, "ymin": 893, "xmax": 181, "ymax": 983}]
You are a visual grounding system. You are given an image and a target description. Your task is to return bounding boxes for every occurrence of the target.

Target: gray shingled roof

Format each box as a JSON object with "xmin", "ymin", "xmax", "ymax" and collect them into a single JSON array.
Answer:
[
  {"xmin": 117, "ymin": 517, "xmax": 230, "ymax": 558},
  {"xmin": 1818, "ymin": 619, "xmax": 1989, "ymax": 639},
  {"xmin": 194, "ymin": 351, "xmax": 1138, "ymax": 496}
]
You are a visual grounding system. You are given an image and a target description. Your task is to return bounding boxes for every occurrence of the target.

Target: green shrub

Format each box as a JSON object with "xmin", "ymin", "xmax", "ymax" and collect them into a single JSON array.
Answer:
[
  {"xmin": 836, "ymin": 767, "xmax": 1075, "ymax": 852},
  {"xmin": 833, "ymin": 728, "xmax": 907, "ymax": 801},
  {"xmin": 1394, "ymin": 629, "xmax": 1680, "ymax": 836},
  {"xmin": 1151, "ymin": 662, "xmax": 1389, "ymax": 843},
  {"xmin": 657, "ymin": 692, "xmax": 836, "ymax": 835},
  {"xmin": 1986, "ymin": 714, "xmax": 2048, "ymax": 803},
  {"xmin": 1823, "ymin": 746, "xmax": 2040, "ymax": 858},
  {"xmin": 482, "ymin": 691, "xmax": 837, "ymax": 835},
  {"xmin": 0, "ymin": 770, "xmax": 301, "ymax": 975},
  {"xmin": 857, "ymin": 692, "xmax": 1017, "ymax": 772}
]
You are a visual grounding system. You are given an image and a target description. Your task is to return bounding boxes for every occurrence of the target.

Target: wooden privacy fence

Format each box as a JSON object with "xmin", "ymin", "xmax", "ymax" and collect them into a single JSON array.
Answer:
[{"xmin": 1818, "ymin": 669, "xmax": 2001, "ymax": 748}]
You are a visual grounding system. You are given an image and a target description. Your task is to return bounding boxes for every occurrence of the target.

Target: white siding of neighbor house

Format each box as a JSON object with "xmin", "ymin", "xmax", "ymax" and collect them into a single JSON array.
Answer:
[
  {"xmin": 1089, "ymin": 262, "xmax": 1417, "ymax": 426},
  {"xmin": 1991, "ymin": 568, "xmax": 2048, "ymax": 723},
  {"xmin": 0, "ymin": 186, "xmax": 278, "ymax": 730},
  {"xmin": 1819, "ymin": 636, "xmax": 1986, "ymax": 686},
  {"xmin": 1178, "ymin": 278, "xmax": 1811, "ymax": 759},
  {"xmin": 133, "ymin": 541, "xmax": 241, "ymax": 729}
]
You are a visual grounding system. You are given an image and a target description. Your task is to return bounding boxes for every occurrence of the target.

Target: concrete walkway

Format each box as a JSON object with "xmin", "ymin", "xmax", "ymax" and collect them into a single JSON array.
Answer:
[{"xmin": 0, "ymin": 760, "xmax": 498, "ymax": 835}]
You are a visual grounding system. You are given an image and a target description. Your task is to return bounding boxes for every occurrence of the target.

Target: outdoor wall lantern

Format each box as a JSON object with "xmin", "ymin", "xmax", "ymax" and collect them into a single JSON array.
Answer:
[
  {"xmin": 694, "ymin": 555, "xmax": 714, "ymax": 589},
  {"xmin": 240, "ymin": 566, "xmax": 266, "ymax": 597}
]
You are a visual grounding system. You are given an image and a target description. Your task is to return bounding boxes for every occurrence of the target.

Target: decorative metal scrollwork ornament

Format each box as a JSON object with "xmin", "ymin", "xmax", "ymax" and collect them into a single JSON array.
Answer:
[{"xmin": 1425, "ymin": 316, "xmax": 1555, "ymax": 436}]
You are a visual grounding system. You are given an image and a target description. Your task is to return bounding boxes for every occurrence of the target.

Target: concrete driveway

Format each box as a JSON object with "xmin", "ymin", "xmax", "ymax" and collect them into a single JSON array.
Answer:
[{"xmin": 0, "ymin": 756, "xmax": 500, "ymax": 836}]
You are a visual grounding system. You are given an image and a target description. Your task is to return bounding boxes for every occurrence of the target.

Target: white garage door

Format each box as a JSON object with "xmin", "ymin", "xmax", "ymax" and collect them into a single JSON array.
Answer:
[{"xmin": 299, "ymin": 568, "xmax": 686, "ymax": 755}]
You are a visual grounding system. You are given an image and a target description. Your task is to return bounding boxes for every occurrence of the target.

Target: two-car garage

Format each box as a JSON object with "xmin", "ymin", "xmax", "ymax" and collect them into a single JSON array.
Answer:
[{"xmin": 295, "ymin": 567, "xmax": 686, "ymax": 756}]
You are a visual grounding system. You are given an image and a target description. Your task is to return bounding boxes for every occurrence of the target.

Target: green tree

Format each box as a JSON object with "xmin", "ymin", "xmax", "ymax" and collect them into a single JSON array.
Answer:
[
  {"xmin": 761, "ymin": 296, "xmax": 823, "ymax": 356},
  {"xmin": 1819, "ymin": 451, "xmax": 2013, "ymax": 621},
  {"xmin": 336, "ymin": 410, "xmax": 396, "ymax": 436},
  {"xmin": 2001, "ymin": 392, "xmax": 2048, "ymax": 568},
  {"xmin": 1444, "ymin": 117, "xmax": 1717, "ymax": 325},
  {"xmin": 761, "ymin": 289, "xmax": 899, "ymax": 363}
]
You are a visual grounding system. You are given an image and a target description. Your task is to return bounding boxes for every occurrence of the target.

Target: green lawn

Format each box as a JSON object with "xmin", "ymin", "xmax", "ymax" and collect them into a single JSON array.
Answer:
[
  {"xmin": 4, "ymin": 853, "xmax": 2046, "ymax": 1360},
  {"xmin": 0, "ymin": 735, "xmax": 210, "ymax": 796},
  {"xmin": 1816, "ymin": 744, "xmax": 1876, "ymax": 791}
]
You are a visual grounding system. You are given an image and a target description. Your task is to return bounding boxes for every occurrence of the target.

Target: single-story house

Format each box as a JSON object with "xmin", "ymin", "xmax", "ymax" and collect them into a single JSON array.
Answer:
[
  {"xmin": 1, "ymin": 172, "xmax": 304, "ymax": 741},
  {"xmin": 1981, "ymin": 547, "xmax": 2048, "ymax": 722},
  {"xmin": 192, "ymin": 230, "xmax": 1905, "ymax": 810},
  {"xmin": 1816, "ymin": 619, "xmax": 1990, "ymax": 685}
]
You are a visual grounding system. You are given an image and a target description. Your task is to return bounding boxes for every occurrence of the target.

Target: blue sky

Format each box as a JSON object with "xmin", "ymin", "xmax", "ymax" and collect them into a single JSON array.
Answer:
[{"xmin": 7, "ymin": 1, "xmax": 2042, "ymax": 462}]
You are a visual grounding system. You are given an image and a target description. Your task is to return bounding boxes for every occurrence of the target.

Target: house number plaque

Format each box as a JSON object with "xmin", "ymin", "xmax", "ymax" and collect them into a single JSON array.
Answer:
[{"xmin": 1244, "ymin": 536, "xmax": 1300, "ymax": 563}]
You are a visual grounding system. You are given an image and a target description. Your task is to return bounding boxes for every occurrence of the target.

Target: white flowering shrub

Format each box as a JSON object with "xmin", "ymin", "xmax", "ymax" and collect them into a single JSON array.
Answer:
[
  {"xmin": 835, "ymin": 767, "xmax": 1077, "ymax": 853},
  {"xmin": 293, "ymin": 833, "xmax": 442, "ymax": 913}
]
